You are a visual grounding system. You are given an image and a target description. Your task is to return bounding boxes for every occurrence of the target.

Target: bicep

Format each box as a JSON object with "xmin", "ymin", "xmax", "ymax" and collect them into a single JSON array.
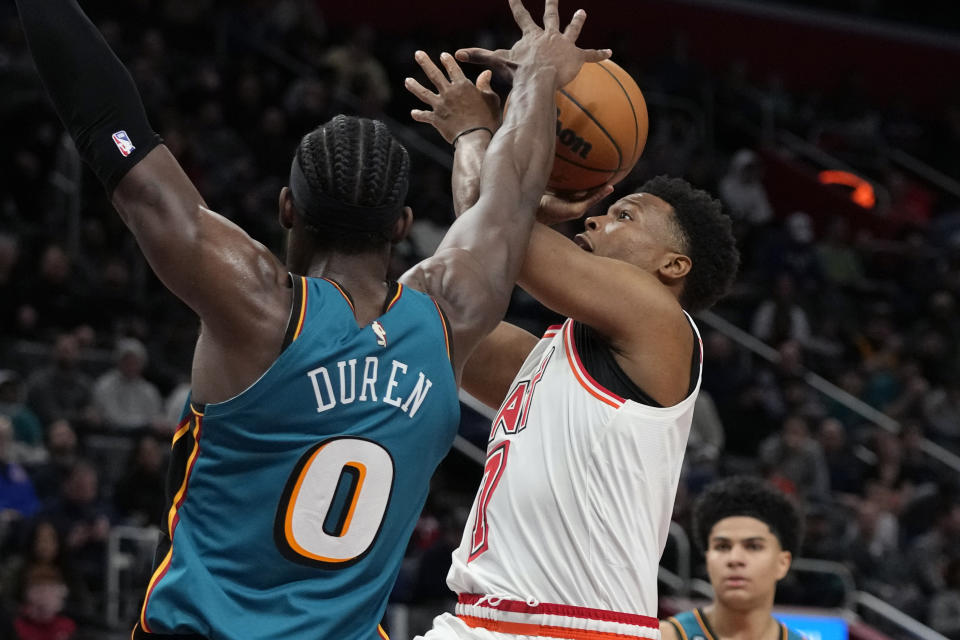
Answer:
[
  {"xmin": 111, "ymin": 145, "xmax": 286, "ymax": 325},
  {"xmin": 518, "ymin": 224, "xmax": 683, "ymax": 346},
  {"xmin": 462, "ymin": 322, "xmax": 538, "ymax": 410}
]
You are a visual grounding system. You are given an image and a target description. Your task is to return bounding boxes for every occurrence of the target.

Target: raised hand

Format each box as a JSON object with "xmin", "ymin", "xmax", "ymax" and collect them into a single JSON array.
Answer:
[
  {"xmin": 455, "ymin": 0, "xmax": 610, "ymax": 89},
  {"xmin": 405, "ymin": 50, "xmax": 501, "ymax": 144}
]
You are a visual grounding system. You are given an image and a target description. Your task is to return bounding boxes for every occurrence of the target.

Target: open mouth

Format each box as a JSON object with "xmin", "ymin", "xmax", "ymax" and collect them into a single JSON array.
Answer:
[{"xmin": 574, "ymin": 234, "xmax": 593, "ymax": 252}]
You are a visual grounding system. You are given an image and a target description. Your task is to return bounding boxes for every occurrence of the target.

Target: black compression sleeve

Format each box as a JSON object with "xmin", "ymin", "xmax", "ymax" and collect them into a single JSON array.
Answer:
[{"xmin": 15, "ymin": 0, "xmax": 161, "ymax": 194}]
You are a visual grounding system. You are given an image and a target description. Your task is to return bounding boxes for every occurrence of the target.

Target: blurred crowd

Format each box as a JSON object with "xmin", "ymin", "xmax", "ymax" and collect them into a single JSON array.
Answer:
[{"xmin": 1, "ymin": 1, "xmax": 959, "ymax": 638}]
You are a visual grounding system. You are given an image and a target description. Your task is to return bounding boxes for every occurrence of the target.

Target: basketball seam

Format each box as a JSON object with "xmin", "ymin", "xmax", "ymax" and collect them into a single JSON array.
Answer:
[
  {"xmin": 596, "ymin": 60, "xmax": 639, "ymax": 164},
  {"xmin": 557, "ymin": 87, "xmax": 623, "ymax": 171},
  {"xmin": 553, "ymin": 155, "xmax": 617, "ymax": 174}
]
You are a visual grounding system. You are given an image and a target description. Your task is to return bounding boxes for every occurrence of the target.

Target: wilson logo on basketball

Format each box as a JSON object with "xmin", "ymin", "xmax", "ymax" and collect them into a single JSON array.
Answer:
[{"xmin": 556, "ymin": 113, "xmax": 592, "ymax": 160}]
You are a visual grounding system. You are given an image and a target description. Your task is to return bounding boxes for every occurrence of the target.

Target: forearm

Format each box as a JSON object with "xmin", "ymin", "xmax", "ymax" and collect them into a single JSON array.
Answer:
[
  {"xmin": 15, "ymin": 0, "xmax": 159, "ymax": 193},
  {"xmin": 437, "ymin": 64, "xmax": 558, "ymax": 300},
  {"xmin": 452, "ymin": 132, "xmax": 492, "ymax": 216},
  {"xmin": 480, "ymin": 64, "xmax": 558, "ymax": 215}
]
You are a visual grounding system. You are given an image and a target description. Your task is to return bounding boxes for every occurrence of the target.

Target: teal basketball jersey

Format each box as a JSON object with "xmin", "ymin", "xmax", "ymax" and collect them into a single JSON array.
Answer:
[
  {"xmin": 667, "ymin": 609, "xmax": 806, "ymax": 640},
  {"xmin": 139, "ymin": 277, "xmax": 459, "ymax": 640}
]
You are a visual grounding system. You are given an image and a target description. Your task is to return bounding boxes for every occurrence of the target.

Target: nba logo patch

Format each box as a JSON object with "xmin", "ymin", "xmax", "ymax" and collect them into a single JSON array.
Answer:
[
  {"xmin": 112, "ymin": 130, "xmax": 136, "ymax": 157},
  {"xmin": 372, "ymin": 321, "xmax": 387, "ymax": 348}
]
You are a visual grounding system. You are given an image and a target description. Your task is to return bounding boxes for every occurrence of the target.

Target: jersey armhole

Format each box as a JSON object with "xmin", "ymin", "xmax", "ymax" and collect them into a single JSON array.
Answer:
[
  {"xmin": 431, "ymin": 298, "xmax": 454, "ymax": 365},
  {"xmin": 280, "ymin": 274, "xmax": 308, "ymax": 352},
  {"xmin": 667, "ymin": 618, "xmax": 688, "ymax": 640}
]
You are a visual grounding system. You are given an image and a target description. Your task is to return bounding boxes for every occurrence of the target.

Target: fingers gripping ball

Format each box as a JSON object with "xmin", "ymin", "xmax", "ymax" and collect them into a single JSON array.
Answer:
[{"xmin": 549, "ymin": 59, "xmax": 648, "ymax": 193}]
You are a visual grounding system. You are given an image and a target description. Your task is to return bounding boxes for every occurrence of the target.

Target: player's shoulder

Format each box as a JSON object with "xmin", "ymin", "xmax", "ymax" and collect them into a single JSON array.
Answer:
[{"xmin": 661, "ymin": 610, "xmax": 705, "ymax": 640}]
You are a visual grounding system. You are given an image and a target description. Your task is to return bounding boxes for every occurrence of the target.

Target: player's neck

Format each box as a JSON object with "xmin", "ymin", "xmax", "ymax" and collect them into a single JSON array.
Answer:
[
  {"xmin": 298, "ymin": 250, "xmax": 390, "ymax": 288},
  {"xmin": 703, "ymin": 601, "xmax": 779, "ymax": 640}
]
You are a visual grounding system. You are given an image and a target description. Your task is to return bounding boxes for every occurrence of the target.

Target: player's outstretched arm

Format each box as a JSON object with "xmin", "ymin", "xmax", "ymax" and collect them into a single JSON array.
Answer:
[
  {"xmin": 14, "ymin": 0, "xmax": 286, "ymax": 331},
  {"xmin": 409, "ymin": 45, "xmax": 693, "ymax": 404},
  {"xmin": 400, "ymin": 0, "xmax": 610, "ymax": 380}
]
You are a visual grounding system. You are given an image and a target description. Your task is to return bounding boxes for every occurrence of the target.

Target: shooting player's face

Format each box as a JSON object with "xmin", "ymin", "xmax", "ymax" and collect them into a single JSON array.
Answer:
[
  {"xmin": 577, "ymin": 193, "xmax": 688, "ymax": 278},
  {"xmin": 705, "ymin": 516, "xmax": 791, "ymax": 610}
]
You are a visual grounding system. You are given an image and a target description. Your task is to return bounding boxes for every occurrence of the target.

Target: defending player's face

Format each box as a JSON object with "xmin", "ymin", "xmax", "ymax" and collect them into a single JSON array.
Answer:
[
  {"xmin": 577, "ymin": 193, "xmax": 682, "ymax": 272},
  {"xmin": 704, "ymin": 516, "xmax": 791, "ymax": 610}
]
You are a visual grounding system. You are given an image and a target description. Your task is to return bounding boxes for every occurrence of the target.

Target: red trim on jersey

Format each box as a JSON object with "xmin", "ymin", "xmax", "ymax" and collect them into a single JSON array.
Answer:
[
  {"xmin": 377, "ymin": 624, "xmax": 390, "ymax": 640},
  {"xmin": 385, "ymin": 283, "xmax": 403, "ymax": 312},
  {"xmin": 432, "ymin": 299, "xmax": 452, "ymax": 362},
  {"xmin": 457, "ymin": 594, "xmax": 657, "ymax": 629},
  {"xmin": 562, "ymin": 320, "xmax": 625, "ymax": 408},
  {"xmin": 139, "ymin": 411, "xmax": 204, "ymax": 633},
  {"xmin": 459, "ymin": 616, "xmax": 649, "ymax": 640},
  {"xmin": 323, "ymin": 277, "xmax": 355, "ymax": 313}
]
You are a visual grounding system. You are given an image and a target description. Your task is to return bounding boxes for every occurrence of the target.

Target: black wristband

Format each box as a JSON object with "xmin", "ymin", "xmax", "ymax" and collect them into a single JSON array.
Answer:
[{"xmin": 452, "ymin": 126, "xmax": 494, "ymax": 149}]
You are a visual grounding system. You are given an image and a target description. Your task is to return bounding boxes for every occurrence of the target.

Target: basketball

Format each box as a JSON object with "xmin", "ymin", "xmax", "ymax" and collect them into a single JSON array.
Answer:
[{"xmin": 548, "ymin": 59, "xmax": 648, "ymax": 194}]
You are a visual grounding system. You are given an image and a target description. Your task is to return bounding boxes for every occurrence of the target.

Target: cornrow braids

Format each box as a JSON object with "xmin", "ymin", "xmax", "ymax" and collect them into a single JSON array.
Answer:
[
  {"xmin": 692, "ymin": 476, "xmax": 804, "ymax": 555},
  {"xmin": 295, "ymin": 114, "xmax": 410, "ymax": 253},
  {"xmin": 635, "ymin": 176, "xmax": 739, "ymax": 312}
]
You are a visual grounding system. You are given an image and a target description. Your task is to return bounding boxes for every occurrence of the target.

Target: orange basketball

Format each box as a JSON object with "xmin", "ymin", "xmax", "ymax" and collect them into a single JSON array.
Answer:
[{"xmin": 548, "ymin": 59, "xmax": 648, "ymax": 194}]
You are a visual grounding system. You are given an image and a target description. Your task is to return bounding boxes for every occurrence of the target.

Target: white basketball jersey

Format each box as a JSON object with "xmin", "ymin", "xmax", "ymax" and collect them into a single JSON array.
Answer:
[{"xmin": 447, "ymin": 316, "xmax": 702, "ymax": 618}]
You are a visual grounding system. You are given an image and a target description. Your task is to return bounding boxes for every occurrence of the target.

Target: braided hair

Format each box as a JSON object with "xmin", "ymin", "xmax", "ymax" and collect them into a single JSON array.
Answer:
[
  {"xmin": 295, "ymin": 114, "xmax": 410, "ymax": 253},
  {"xmin": 636, "ymin": 176, "xmax": 739, "ymax": 312}
]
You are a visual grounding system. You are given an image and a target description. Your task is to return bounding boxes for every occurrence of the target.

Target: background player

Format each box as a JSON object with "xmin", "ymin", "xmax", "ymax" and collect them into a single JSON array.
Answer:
[
  {"xmin": 405, "ymin": 34, "xmax": 740, "ymax": 640},
  {"xmin": 662, "ymin": 476, "xmax": 806, "ymax": 640},
  {"xmin": 13, "ymin": 0, "xmax": 608, "ymax": 637}
]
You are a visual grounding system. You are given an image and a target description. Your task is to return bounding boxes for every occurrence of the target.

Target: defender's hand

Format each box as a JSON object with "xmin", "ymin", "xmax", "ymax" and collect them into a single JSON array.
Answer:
[
  {"xmin": 405, "ymin": 51, "xmax": 501, "ymax": 144},
  {"xmin": 455, "ymin": 0, "xmax": 611, "ymax": 89},
  {"xmin": 537, "ymin": 186, "xmax": 613, "ymax": 225}
]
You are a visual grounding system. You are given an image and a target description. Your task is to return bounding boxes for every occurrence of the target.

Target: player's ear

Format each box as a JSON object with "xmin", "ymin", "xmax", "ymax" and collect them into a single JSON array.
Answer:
[
  {"xmin": 659, "ymin": 253, "xmax": 691, "ymax": 282},
  {"xmin": 390, "ymin": 206, "xmax": 414, "ymax": 244},
  {"xmin": 279, "ymin": 186, "xmax": 296, "ymax": 230},
  {"xmin": 775, "ymin": 550, "xmax": 792, "ymax": 580}
]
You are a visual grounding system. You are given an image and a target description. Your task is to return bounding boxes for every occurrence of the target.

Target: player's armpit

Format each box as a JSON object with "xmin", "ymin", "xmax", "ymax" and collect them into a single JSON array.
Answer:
[
  {"xmin": 112, "ymin": 145, "xmax": 289, "ymax": 328},
  {"xmin": 400, "ymin": 247, "xmax": 507, "ymax": 380},
  {"xmin": 462, "ymin": 322, "xmax": 538, "ymax": 409}
]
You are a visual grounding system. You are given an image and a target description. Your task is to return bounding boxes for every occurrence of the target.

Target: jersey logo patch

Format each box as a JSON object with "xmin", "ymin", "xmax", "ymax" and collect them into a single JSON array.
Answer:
[
  {"xmin": 112, "ymin": 130, "xmax": 136, "ymax": 157},
  {"xmin": 372, "ymin": 321, "xmax": 387, "ymax": 348}
]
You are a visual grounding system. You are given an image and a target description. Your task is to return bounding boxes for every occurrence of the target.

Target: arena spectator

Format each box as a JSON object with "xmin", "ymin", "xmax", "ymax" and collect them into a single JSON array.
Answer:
[
  {"xmin": 750, "ymin": 274, "xmax": 813, "ymax": 349},
  {"xmin": 113, "ymin": 434, "xmax": 166, "ymax": 527},
  {"xmin": 41, "ymin": 461, "xmax": 113, "ymax": 595},
  {"xmin": 816, "ymin": 416, "xmax": 863, "ymax": 495},
  {"xmin": 719, "ymin": 148, "xmax": 774, "ymax": 227},
  {"xmin": 0, "ymin": 417, "xmax": 39, "ymax": 543},
  {"xmin": 91, "ymin": 338, "xmax": 163, "ymax": 431},
  {"xmin": 0, "ymin": 369, "xmax": 43, "ymax": 451},
  {"xmin": 23, "ymin": 332, "xmax": 93, "ymax": 426},
  {"xmin": 12, "ymin": 565, "xmax": 77, "ymax": 640},
  {"xmin": 759, "ymin": 413, "xmax": 830, "ymax": 501},
  {"xmin": 907, "ymin": 492, "xmax": 960, "ymax": 595},
  {"xmin": 929, "ymin": 557, "xmax": 960, "ymax": 640},
  {"xmin": 0, "ymin": 518, "xmax": 93, "ymax": 623},
  {"xmin": 28, "ymin": 420, "xmax": 79, "ymax": 502}
]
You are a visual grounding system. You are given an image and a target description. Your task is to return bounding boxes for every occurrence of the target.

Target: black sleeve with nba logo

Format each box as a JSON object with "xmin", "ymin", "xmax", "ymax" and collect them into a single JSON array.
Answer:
[{"xmin": 15, "ymin": 0, "xmax": 160, "ymax": 194}]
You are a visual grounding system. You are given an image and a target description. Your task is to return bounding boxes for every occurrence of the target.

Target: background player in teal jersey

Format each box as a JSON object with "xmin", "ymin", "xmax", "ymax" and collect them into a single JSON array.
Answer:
[
  {"xmin": 662, "ymin": 476, "xmax": 807, "ymax": 640},
  {"xmin": 13, "ymin": 0, "xmax": 610, "ymax": 637}
]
